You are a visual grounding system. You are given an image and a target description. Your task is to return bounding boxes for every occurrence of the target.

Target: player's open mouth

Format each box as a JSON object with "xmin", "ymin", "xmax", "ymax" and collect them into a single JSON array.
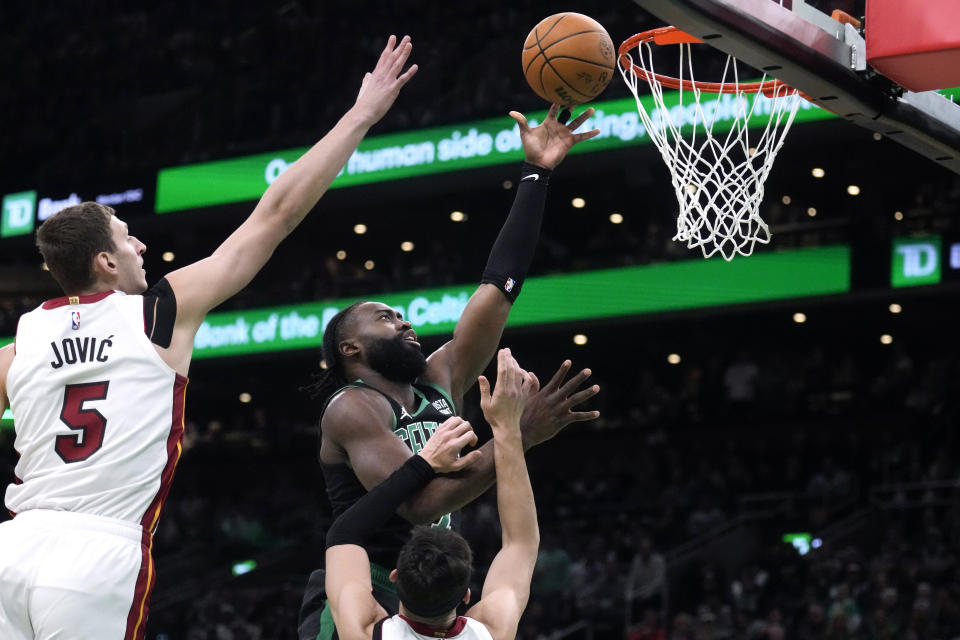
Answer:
[{"xmin": 403, "ymin": 332, "xmax": 420, "ymax": 347}]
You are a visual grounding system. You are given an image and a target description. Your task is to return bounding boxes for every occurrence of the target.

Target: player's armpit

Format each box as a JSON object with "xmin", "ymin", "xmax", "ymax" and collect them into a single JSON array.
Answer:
[
  {"xmin": 0, "ymin": 343, "xmax": 14, "ymax": 413},
  {"xmin": 465, "ymin": 580, "xmax": 529, "ymax": 640},
  {"xmin": 325, "ymin": 544, "xmax": 388, "ymax": 640},
  {"xmin": 425, "ymin": 284, "xmax": 510, "ymax": 405}
]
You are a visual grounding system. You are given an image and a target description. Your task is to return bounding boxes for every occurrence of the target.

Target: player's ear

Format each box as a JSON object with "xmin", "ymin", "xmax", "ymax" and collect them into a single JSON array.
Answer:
[
  {"xmin": 93, "ymin": 251, "xmax": 117, "ymax": 276},
  {"xmin": 339, "ymin": 339, "xmax": 360, "ymax": 358},
  {"xmin": 462, "ymin": 588, "xmax": 471, "ymax": 605},
  {"xmin": 389, "ymin": 569, "xmax": 399, "ymax": 583}
]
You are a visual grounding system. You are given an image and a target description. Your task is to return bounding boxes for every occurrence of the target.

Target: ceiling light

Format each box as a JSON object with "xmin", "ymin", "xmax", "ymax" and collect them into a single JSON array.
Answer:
[
  {"xmin": 162, "ymin": 251, "xmax": 175, "ymax": 262},
  {"xmin": 894, "ymin": 211, "xmax": 903, "ymax": 221},
  {"xmin": 450, "ymin": 211, "xmax": 466, "ymax": 222},
  {"xmin": 573, "ymin": 334, "xmax": 588, "ymax": 345},
  {"xmin": 400, "ymin": 241, "xmax": 414, "ymax": 252},
  {"xmin": 571, "ymin": 197, "xmax": 586, "ymax": 209},
  {"xmin": 793, "ymin": 312, "xmax": 807, "ymax": 324},
  {"xmin": 609, "ymin": 213, "xmax": 623, "ymax": 224},
  {"xmin": 846, "ymin": 185, "xmax": 861, "ymax": 196},
  {"xmin": 888, "ymin": 303, "xmax": 902, "ymax": 314},
  {"xmin": 782, "ymin": 195, "xmax": 792, "ymax": 205},
  {"xmin": 364, "ymin": 260, "xmax": 375, "ymax": 270},
  {"xmin": 807, "ymin": 207, "xmax": 817, "ymax": 217},
  {"xmin": 353, "ymin": 223, "xmax": 367, "ymax": 234},
  {"xmin": 667, "ymin": 353, "xmax": 681, "ymax": 364},
  {"xmin": 811, "ymin": 167, "xmax": 825, "ymax": 178},
  {"xmin": 239, "ymin": 392, "xmax": 252, "ymax": 403},
  {"xmin": 880, "ymin": 334, "xmax": 893, "ymax": 345},
  {"xmin": 502, "ymin": 180, "xmax": 513, "ymax": 189},
  {"xmin": 336, "ymin": 250, "xmax": 347, "ymax": 260}
]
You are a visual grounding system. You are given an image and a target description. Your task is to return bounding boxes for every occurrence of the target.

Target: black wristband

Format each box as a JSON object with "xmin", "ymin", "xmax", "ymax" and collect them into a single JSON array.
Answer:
[
  {"xmin": 480, "ymin": 163, "xmax": 552, "ymax": 302},
  {"xmin": 325, "ymin": 455, "xmax": 436, "ymax": 548}
]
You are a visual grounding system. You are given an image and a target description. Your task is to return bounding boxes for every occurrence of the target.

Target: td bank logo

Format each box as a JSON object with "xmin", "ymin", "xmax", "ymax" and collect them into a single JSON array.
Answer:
[
  {"xmin": 2, "ymin": 191, "xmax": 37, "ymax": 238},
  {"xmin": 892, "ymin": 236, "xmax": 941, "ymax": 287}
]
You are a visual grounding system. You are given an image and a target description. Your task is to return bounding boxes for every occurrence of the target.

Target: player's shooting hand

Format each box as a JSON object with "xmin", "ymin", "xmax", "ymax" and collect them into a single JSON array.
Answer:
[
  {"xmin": 417, "ymin": 416, "xmax": 481, "ymax": 473},
  {"xmin": 518, "ymin": 360, "xmax": 600, "ymax": 449},
  {"xmin": 352, "ymin": 35, "xmax": 419, "ymax": 126},
  {"xmin": 509, "ymin": 103, "xmax": 600, "ymax": 169},
  {"xmin": 478, "ymin": 348, "xmax": 533, "ymax": 437}
]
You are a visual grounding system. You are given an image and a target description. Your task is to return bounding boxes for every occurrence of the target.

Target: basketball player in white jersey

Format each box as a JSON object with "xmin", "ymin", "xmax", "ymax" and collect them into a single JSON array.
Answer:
[
  {"xmin": 0, "ymin": 35, "xmax": 418, "ymax": 640},
  {"xmin": 324, "ymin": 348, "xmax": 540, "ymax": 640}
]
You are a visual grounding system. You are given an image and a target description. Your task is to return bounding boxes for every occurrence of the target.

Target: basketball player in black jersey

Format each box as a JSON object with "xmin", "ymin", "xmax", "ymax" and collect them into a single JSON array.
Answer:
[{"xmin": 298, "ymin": 103, "xmax": 602, "ymax": 640}]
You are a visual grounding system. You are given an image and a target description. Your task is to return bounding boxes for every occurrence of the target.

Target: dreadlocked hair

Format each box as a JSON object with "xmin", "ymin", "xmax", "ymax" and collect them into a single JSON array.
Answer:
[{"xmin": 301, "ymin": 301, "xmax": 367, "ymax": 403}]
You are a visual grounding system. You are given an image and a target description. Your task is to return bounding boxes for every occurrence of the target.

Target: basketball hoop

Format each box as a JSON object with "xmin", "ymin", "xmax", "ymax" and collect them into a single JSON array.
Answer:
[{"xmin": 618, "ymin": 26, "xmax": 805, "ymax": 261}]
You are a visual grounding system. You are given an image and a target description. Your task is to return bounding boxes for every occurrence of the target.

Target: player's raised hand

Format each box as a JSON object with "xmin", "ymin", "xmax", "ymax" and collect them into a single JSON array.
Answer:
[
  {"xmin": 509, "ymin": 103, "xmax": 600, "ymax": 169},
  {"xmin": 417, "ymin": 416, "xmax": 481, "ymax": 473},
  {"xmin": 352, "ymin": 35, "xmax": 419, "ymax": 126},
  {"xmin": 517, "ymin": 359, "xmax": 600, "ymax": 449},
  {"xmin": 478, "ymin": 348, "xmax": 533, "ymax": 436}
]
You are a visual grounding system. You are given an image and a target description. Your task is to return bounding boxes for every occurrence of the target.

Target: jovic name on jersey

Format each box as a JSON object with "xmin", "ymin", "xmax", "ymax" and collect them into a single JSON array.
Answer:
[{"xmin": 4, "ymin": 281, "xmax": 185, "ymax": 528}]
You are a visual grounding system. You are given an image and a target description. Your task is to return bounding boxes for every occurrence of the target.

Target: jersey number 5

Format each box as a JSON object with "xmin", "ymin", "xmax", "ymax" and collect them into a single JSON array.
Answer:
[{"xmin": 56, "ymin": 381, "xmax": 110, "ymax": 463}]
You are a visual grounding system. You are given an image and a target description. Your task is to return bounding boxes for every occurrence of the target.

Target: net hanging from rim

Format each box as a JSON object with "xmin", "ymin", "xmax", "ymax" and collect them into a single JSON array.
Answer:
[{"xmin": 618, "ymin": 27, "xmax": 804, "ymax": 261}]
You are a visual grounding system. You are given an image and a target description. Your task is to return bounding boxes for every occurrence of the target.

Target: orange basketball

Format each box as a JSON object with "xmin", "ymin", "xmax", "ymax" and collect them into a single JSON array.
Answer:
[{"xmin": 522, "ymin": 12, "xmax": 616, "ymax": 106}]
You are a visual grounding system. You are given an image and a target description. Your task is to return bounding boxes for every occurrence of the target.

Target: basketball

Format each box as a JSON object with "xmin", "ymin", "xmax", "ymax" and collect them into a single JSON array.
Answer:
[{"xmin": 522, "ymin": 12, "xmax": 616, "ymax": 106}]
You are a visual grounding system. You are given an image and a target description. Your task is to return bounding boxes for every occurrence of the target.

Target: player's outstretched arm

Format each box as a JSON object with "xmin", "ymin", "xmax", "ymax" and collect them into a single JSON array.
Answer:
[
  {"xmin": 467, "ymin": 349, "xmax": 540, "ymax": 640},
  {"xmin": 162, "ymin": 36, "xmax": 418, "ymax": 370},
  {"xmin": 325, "ymin": 420, "xmax": 480, "ymax": 640},
  {"xmin": 424, "ymin": 105, "xmax": 599, "ymax": 406}
]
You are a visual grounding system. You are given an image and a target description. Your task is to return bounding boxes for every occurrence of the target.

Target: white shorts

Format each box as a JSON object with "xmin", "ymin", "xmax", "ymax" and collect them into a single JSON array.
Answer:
[{"xmin": 0, "ymin": 509, "xmax": 153, "ymax": 640}]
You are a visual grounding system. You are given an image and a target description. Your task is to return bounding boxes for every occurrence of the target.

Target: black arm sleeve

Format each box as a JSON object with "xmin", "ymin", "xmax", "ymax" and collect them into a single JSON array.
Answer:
[
  {"xmin": 480, "ymin": 162, "xmax": 552, "ymax": 302},
  {"xmin": 142, "ymin": 278, "xmax": 177, "ymax": 348},
  {"xmin": 325, "ymin": 455, "xmax": 436, "ymax": 548}
]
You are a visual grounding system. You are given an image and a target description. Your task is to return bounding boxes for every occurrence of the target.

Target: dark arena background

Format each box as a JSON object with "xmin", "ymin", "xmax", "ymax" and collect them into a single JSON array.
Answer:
[{"xmin": 2, "ymin": 1, "xmax": 959, "ymax": 638}]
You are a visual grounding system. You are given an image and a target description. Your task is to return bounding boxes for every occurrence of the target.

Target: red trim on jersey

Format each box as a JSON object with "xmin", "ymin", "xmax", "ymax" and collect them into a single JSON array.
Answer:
[
  {"xmin": 41, "ymin": 290, "xmax": 115, "ymax": 309},
  {"xmin": 140, "ymin": 373, "xmax": 188, "ymax": 533},
  {"xmin": 123, "ymin": 529, "xmax": 154, "ymax": 640},
  {"xmin": 399, "ymin": 614, "xmax": 468, "ymax": 638},
  {"xmin": 124, "ymin": 373, "xmax": 187, "ymax": 640}
]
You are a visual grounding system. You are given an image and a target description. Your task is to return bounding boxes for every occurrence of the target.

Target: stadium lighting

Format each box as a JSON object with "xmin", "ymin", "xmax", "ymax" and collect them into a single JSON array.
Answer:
[
  {"xmin": 793, "ymin": 312, "xmax": 807, "ymax": 324},
  {"xmin": 781, "ymin": 195, "xmax": 792, "ymax": 205},
  {"xmin": 400, "ymin": 241, "xmax": 415, "ymax": 252},
  {"xmin": 667, "ymin": 353, "xmax": 681, "ymax": 364},
  {"xmin": 450, "ymin": 211, "xmax": 466, "ymax": 222},
  {"xmin": 571, "ymin": 197, "xmax": 586, "ymax": 209},
  {"xmin": 609, "ymin": 213, "xmax": 623, "ymax": 224},
  {"xmin": 353, "ymin": 223, "xmax": 367, "ymax": 234},
  {"xmin": 573, "ymin": 334, "xmax": 588, "ymax": 345},
  {"xmin": 162, "ymin": 251, "xmax": 175, "ymax": 262},
  {"xmin": 502, "ymin": 180, "xmax": 513, "ymax": 189},
  {"xmin": 364, "ymin": 260, "xmax": 375, "ymax": 270},
  {"xmin": 880, "ymin": 334, "xmax": 893, "ymax": 345},
  {"xmin": 807, "ymin": 207, "xmax": 817, "ymax": 217},
  {"xmin": 846, "ymin": 185, "xmax": 861, "ymax": 196},
  {"xmin": 889, "ymin": 303, "xmax": 902, "ymax": 314},
  {"xmin": 239, "ymin": 392, "xmax": 252, "ymax": 403},
  {"xmin": 894, "ymin": 211, "xmax": 904, "ymax": 221},
  {"xmin": 336, "ymin": 250, "xmax": 347, "ymax": 260},
  {"xmin": 811, "ymin": 167, "xmax": 825, "ymax": 178}
]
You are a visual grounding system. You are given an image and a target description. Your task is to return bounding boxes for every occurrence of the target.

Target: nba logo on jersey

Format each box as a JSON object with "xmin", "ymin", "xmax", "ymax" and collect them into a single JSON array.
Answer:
[
  {"xmin": 70, "ymin": 311, "xmax": 81, "ymax": 330},
  {"xmin": 505, "ymin": 278, "xmax": 515, "ymax": 293}
]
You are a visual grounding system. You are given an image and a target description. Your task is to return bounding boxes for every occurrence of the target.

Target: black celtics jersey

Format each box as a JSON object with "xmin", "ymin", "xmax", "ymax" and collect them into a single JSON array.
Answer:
[{"xmin": 319, "ymin": 379, "xmax": 458, "ymax": 567}]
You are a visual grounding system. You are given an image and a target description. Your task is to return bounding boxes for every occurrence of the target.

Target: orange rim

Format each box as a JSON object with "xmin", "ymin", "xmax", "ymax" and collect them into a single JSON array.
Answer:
[{"xmin": 618, "ymin": 26, "xmax": 802, "ymax": 99}]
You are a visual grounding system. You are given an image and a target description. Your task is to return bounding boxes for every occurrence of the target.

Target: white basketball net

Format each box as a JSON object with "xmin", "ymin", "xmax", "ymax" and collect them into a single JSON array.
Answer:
[{"xmin": 619, "ymin": 38, "xmax": 803, "ymax": 260}]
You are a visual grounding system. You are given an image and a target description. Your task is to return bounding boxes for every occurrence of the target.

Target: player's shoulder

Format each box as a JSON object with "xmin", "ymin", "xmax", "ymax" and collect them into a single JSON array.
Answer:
[
  {"xmin": 322, "ymin": 385, "xmax": 395, "ymax": 432},
  {"xmin": 0, "ymin": 343, "xmax": 14, "ymax": 373}
]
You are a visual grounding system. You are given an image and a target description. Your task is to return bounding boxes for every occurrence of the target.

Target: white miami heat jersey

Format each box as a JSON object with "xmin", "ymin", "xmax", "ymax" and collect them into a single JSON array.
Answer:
[
  {"xmin": 374, "ymin": 615, "xmax": 493, "ymax": 640},
  {"xmin": 4, "ymin": 289, "xmax": 186, "ymax": 531}
]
